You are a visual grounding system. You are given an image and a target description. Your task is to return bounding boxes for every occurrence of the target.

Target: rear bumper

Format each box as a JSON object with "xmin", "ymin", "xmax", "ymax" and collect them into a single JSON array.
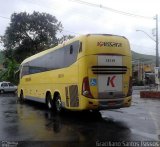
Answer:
[{"xmin": 83, "ymin": 96, "xmax": 132, "ymax": 110}]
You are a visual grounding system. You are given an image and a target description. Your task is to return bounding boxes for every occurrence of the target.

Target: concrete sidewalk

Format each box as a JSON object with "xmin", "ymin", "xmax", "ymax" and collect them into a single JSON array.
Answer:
[{"xmin": 132, "ymin": 85, "xmax": 158, "ymax": 91}]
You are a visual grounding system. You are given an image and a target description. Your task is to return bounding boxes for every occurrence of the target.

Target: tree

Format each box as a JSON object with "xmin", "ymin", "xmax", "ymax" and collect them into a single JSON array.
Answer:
[
  {"xmin": 0, "ymin": 58, "xmax": 19, "ymax": 84},
  {"xmin": 58, "ymin": 35, "xmax": 75, "ymax": 44},
  {"xmin": 3, "ymin": 11, "xmax": 63, "ymax": 63}
]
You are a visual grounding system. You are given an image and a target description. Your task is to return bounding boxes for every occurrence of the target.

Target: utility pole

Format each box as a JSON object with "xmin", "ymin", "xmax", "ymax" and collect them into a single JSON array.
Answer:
[{"xmin": 155, "ymin": 14, "xmax": 159, "ymax": 67}]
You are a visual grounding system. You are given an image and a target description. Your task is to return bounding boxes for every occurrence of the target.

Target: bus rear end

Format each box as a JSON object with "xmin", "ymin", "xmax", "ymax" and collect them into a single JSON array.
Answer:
[{"xmin": 79, "ymin": 34, "xmax": 132, "ymax": 110}]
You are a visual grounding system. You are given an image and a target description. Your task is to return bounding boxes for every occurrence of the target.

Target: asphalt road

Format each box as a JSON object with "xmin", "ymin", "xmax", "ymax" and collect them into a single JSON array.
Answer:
[{"xmin": 0, "ymin": 91, "xmax": 160, "ymax": 147}]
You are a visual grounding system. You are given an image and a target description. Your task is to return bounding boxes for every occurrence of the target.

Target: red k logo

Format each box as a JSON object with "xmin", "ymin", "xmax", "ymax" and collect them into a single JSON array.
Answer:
[{"xmin": 107, "ymin": 76, "xmax": 116, "ymax": 87}]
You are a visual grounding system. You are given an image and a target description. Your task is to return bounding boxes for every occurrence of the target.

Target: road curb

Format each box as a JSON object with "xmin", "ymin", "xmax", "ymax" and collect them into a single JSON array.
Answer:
[{"xmin": 140, "ymin": 91, "xmax": 160, "ymax": 98}]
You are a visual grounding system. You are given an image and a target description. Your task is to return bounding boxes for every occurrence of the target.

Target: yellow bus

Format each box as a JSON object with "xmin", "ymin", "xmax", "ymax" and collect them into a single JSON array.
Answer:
[{"xmin": 18, "ymin": 34, "xmax": 132, "ymax": 112}]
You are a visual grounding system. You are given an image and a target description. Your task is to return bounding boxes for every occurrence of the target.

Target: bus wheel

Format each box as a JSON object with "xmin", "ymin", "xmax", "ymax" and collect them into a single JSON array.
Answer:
[
  {"xmin": 46, "ymin": 94, "xmax": 53, "ymax": 109},
  {"xmin": 54, "ymin": 95, "xmax": 62, "ymax": 112},
  {"xmin": 92, "ymin": 109, "xmax": 100, "ymax": 113}
]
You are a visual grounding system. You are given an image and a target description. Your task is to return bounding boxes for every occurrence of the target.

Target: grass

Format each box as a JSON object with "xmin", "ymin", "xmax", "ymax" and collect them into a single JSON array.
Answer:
[{"xmin": 132, "ymin": 51, "xmax": 156, "ymax": 64}]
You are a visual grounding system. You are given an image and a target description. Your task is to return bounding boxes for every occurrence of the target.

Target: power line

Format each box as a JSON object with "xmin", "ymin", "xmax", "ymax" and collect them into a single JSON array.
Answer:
[
  {"xmin": 0, "ymin": 14, "xmax": 80, "ymax": 36},
  {"xmin": 0, "ymin": 0, "xmax": 157, "ymax": 37},
  {"xmin": 70, "ymin": 0, "xmax": 153, "ymax": 19},
  {"xmin": 0, "ymin": 15, "xmax": 10, "ymax": 20},
  {"xmin": 0, "ymin": 0, "xmax": 154, "ymax": 21}
]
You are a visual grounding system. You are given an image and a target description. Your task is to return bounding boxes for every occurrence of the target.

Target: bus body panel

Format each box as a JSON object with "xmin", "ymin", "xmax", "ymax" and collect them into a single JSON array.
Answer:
[
  {"xmin": 77, "ymin": 35, "xmax": 132, "ymax": 110},
  {"xmin": 18, "ymin": 34, "xmax": 132, "ymax": 111},
  {"xmin": 18, "ymin": 63, "xmax": 79, "ymax": 109}
]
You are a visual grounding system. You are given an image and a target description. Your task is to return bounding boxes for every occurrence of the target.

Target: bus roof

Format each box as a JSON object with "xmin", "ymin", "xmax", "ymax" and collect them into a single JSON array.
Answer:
[{"xmin": 21, "ymin": 34, "xmax": 127, "ymax": 65}]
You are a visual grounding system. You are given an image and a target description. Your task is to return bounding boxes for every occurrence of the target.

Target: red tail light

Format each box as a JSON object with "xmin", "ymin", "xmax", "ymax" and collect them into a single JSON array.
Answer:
[
  {"xmin": 82, "ymin": 77, "xmax": 93, "ymax": 98},
  {"xmin": 127, "ymin": 76, "xmax": 132, "ymax": 96}
]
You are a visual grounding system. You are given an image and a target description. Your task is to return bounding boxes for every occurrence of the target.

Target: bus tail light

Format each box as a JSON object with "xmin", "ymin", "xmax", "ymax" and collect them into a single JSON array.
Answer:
[
  {"xmin": 127, "ymin": 77, "xmax": 132, "ymax": 96},
  {"xmin": 82, "ymin": 77, "xmax": 93, "ymax": 98}
]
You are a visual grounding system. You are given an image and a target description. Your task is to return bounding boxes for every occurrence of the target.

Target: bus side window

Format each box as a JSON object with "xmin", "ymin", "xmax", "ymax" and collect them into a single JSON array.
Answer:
[
  {"xmin": 21, "ymin": 66, "xmax": 29, "ymax": 78},
  {"xmin": 70, "ymin": 45, "xmax": 73, "ymax": 54},
  {"xmin": 79, "ymin": 42, "xmax": 82, "ymax": 52}
]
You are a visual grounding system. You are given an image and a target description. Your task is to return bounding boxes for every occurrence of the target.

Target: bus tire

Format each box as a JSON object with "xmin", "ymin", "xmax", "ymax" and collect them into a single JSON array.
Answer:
[
  {"xmin": 54, "ymin": 95, "xmax": 62, "ymax": 113},
  {"xmin": 46, "ymin": 93, "xmax": 53, "ymax": 109},
  {"xmin": 92, "ymin": 109, "xmax": 100, "ymax": 113}
]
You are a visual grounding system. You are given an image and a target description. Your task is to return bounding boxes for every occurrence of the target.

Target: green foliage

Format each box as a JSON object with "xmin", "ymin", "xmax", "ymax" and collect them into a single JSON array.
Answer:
[
  {"xmin": 58, "ymin": 35, "xmax": 75, "ymax": 44},
  {"xmin": 3, "ymin": 11, "xmax": 62, "ymax": 63},
  {"xmin": 132, "ymin": 51, "xmax": 156, "ymax": 64},
  {"xmin": 0, "ymin": 51, "xmax": 4, "ymax": 64},
  {"xmin": 0, "ymin": 58, "xmax": 19, "ymax": 84}
]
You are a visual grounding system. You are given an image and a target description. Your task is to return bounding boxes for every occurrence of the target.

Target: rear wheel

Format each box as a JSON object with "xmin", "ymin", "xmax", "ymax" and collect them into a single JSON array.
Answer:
[
  {"xmin": 92, "ymin": 109, "xmax": 100, "ymax": 113},
  {"xmin": 54, "ymin": 95, "xmax": 62, "ymax": 113},
  {"xmin": 46, "ymin": 93, "xmax": 53, "ymax": 109}
]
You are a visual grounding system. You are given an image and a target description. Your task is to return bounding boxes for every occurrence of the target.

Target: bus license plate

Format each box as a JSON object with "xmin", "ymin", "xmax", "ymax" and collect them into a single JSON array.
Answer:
[{"xmin": 108, "ymin": 102, "xmax": 116, "ymax": 106}]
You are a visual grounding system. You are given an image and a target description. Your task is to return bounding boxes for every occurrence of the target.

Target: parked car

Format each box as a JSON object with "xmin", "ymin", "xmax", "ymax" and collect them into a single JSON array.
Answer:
[{"xmin": 0, "ymin": 82, "xmax": 17, "ymax": 93}]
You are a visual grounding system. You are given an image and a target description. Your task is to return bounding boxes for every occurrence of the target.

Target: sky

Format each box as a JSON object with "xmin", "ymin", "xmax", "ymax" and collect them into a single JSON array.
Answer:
[{"xmin": 0, "ymin": 0, "xmax": 160, "ymax": 56}]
